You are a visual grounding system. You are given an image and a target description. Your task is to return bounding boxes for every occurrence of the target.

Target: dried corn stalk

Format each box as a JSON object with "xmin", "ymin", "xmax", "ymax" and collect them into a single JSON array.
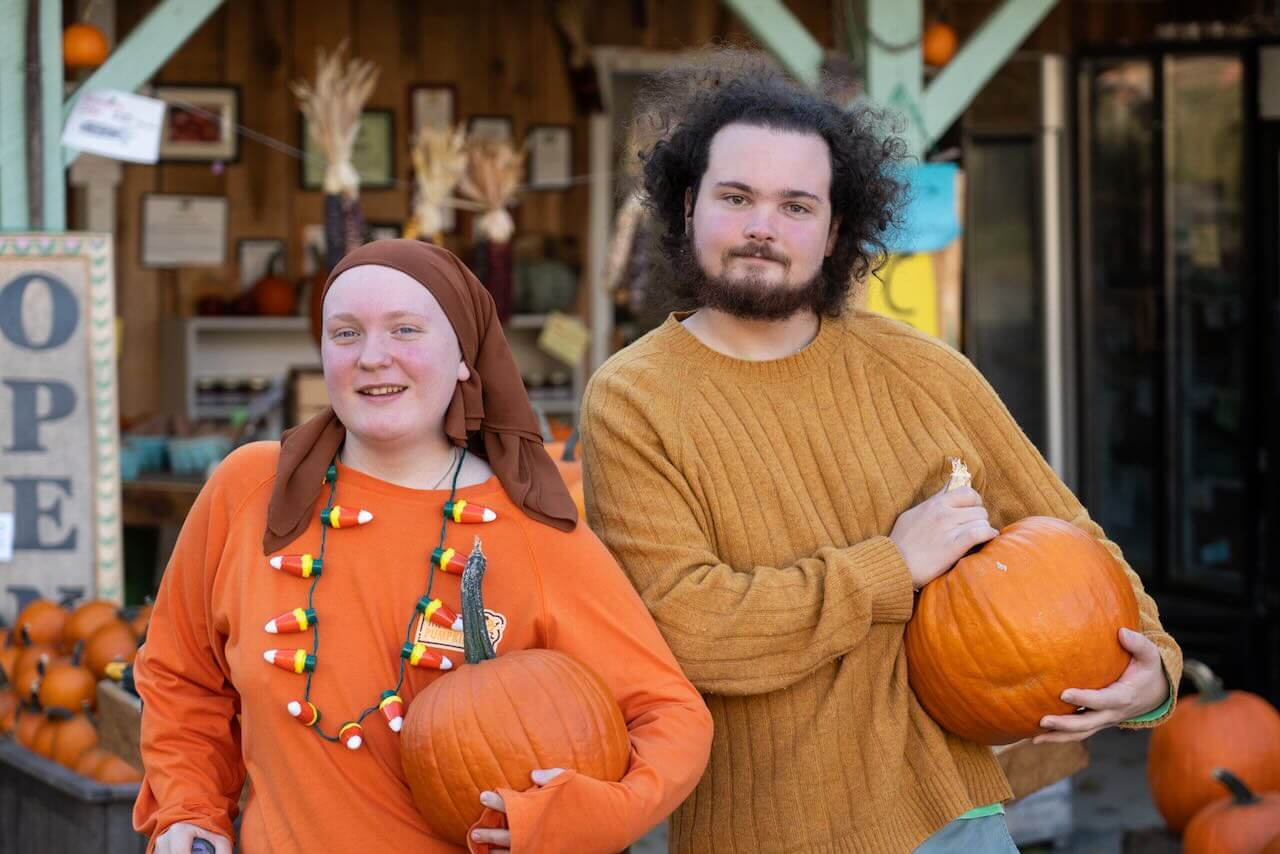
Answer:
[
  {"xmin": 408, "ymin": 124, "xmax": 468, "ymax": 243},
  {"xmin": 291, "ymin": 42, "xmax": 380, "ymax": 199},
  {"xmin": 457, "ymin": 138, "xmax": 524, "ymax": 244}
]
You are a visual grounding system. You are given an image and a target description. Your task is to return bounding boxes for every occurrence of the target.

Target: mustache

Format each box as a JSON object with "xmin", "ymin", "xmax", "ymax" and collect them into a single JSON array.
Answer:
[{"xmin": 726, "ymin": 242, "xmax": 789, "ymax": 265}]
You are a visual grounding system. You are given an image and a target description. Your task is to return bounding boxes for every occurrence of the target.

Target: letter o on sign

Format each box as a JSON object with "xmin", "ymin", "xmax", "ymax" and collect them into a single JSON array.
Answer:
[{"xmin": 0, "ymin": 273, "xmax": 79, "ymax": 351}]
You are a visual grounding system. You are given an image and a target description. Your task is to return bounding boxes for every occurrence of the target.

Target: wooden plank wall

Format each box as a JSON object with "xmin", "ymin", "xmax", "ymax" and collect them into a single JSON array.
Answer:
[
  {"xmin": 105, "ymin": 0, "xmax": 1241, "ymax": 419},
  {"xmin": 102, "ymin": 0, "xmax": 836, "ymax": 420}
]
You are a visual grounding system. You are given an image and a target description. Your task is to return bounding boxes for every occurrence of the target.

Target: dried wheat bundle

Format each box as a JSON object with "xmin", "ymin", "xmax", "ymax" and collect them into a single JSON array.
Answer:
[{"xmin": 408, "ymin": 124, "xmax": 468, "ymax": 242}]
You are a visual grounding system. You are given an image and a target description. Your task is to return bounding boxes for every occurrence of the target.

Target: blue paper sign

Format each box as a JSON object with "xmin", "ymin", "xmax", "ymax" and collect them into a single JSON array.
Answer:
[{"xmin": 885, "ymin": 163, "xmax": 960, "ymax": 254}]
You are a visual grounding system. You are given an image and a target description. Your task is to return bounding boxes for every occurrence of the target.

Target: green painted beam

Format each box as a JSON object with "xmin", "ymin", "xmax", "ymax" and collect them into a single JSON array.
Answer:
[
  {"xmin": 40, "ymin": 0, "xmax": 65, "ymax": 231},
  {"xmin": 721, "ymin": 0, "xmax": 824, "ymax": 89},
  {"xmin": 864, "ymin": 0, "xmax": 926, "ymax": 156},
  {"xmin": 0, "ymin": 0, "xmax": 29, "ymax": 230},
  {"xmin": 922, "ymin": 0, "xmax": 1057, "ymax": 143},
  {"xmin": 63, "ymin": 0, "xmax": 225, "ymax": 167}
]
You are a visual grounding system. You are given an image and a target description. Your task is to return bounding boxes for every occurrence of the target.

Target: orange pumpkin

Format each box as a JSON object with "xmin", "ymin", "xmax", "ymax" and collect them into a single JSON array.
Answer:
[
  {"xmin": 1184, "ymin": 769, "xmax": 1280, "ymax": 854},
  {"xmin": 123, "ymin": 601, "xmax": 153, "ymax": 640},
  {"xmin": 567, "ymin": 479, "xmax": 586, "ymax": 519},
  {"xmin": 47, "ymin": 708, "xmax": 99, "ymax": 769},
  {"xmin": 1148, "ymin": 661, "xmax": 1280, "ymax": 832},
  {"xmin": 38, "ymin": 646, "xmax": 97, "ymax": 713},
  {"xmin": 13, "ymin": 702, "xmax": 42, "ymax": 748},
  {"xmin": 252, "ymin": 274, "xmax": 296, "ymax": 316},
  {"xmin": 95, "ymin": 754, "xmax": 143, "ymax": 784},
  {"xmin": 62, "ymin": 22, "xmax": 109, "ymax": 68},
  {"xmin": 905, "ymin": 514, "xmax": 1140, "ymax": 744},
  {"xmin": 16, "ymin": 599, "xmax": 68, "ymax": 647},
  {"xmin": 12, "ymin": 631, "xmax": 56, "ymax": 698},
  {"xmin": 0, "ymin": 634, "xmax": 18, "ymax": 682},
  {"xmin": 922, "ymin": 20, "xmax": 958, "ymax": 67},
  {"xmin": 62, "ymin": 600, "xmax": 120, "ymax": 654},
  {"xmin": 401, "ymin": 540, "xmax": 629, "ymax": 844},
  {"xmin": 75, "ymin": 746, "xmax": 114, "ymax": 778},
  {"xmin": 31, "ymin": 715, "xmax": 59, "ymax": 758},
  {"xmin": 84, "ymin": 621, "xmax": 138, "ymax": 680},
  {"xmin": 0, "ymin": 688, "xmax": 17, "ymax": 734},
  {"xmin": 545, "ymin": 431, "xmax": 582, "ymax": 487}
]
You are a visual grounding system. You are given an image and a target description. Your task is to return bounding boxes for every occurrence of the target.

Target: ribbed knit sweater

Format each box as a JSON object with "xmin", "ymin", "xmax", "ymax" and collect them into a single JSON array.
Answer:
[{"xmin": 579, "ymin": 310, "xmax": 1181, "ymax": 853}]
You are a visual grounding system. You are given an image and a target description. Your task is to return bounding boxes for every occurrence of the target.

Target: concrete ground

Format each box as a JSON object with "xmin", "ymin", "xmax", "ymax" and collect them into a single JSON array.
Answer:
[{"xmin": 629, "ymin": 728, "xmax": 1179, "ymax": 853}]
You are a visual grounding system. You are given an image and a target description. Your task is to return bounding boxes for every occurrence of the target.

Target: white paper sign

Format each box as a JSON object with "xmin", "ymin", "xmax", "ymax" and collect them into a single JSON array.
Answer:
[
  {"xmin": 0, "ymin": 513, "xmax": 13, "ymax": 563},
  {"xmin": 62, "ymin": 89, "xmax": 165, "ymax": 164},
  {"xmin": 141, "ymin": 194, "xmax": 228, "ymax": 267}
]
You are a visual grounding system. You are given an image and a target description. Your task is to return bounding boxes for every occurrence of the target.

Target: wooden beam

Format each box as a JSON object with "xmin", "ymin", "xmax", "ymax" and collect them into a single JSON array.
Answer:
[
  {"xmin": 922, "ymin": 0, "xmax": 1057, "ymax": 143},
  {"xmin": 38, "ymin": 0, "xmax": 64, "ymax": 231},
  {"xmin": 721, "ymin": 0, "xmax": 824, "ymax": 88},
  {"xmin": 864, "ymin": 0, "xmax": 926, "ymax": 155},
  {"xmin": 62, "ymin": 0, "xmax": 226, "ymax": 167}
]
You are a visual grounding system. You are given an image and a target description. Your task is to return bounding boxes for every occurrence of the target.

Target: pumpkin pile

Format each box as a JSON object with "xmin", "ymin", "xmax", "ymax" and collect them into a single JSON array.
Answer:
[
  {"xmin": 0, "ymin": 596, "xmax": 149, "ymax": 784},
  {"xmin": 1145, "ymin": 660, "xmax": 1280, "ymax": 849},
  {"xmin": 400, "ymin": 539, "xmax": 629, "ymax": 845},
  {"xmin": 904, "ymin": 459, "xmax": 1140, "ymax": 745},
  {"xmin": 545, "ymin": 430, "xmax": 586, "ymax": 518}
]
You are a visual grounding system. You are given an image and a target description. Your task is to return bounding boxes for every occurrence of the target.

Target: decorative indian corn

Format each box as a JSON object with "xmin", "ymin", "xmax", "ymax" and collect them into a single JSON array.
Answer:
[
  {"xmin": 265, "ymin": 608, "xmax": 317, "ymax": 634},
  {"xmin": 264, "ymin": 649, "xmax": 316, "ymax": 674},
  {"xmin": 443, "ymin": 500, "xmax": 496, "ymax": 524},
  {"xmin": 269, "ymin": 553, "xmax": 323, "ymax": 578}
]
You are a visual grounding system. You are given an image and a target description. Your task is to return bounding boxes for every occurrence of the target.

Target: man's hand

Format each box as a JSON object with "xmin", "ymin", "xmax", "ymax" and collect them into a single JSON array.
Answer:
[
  {"xmin": 1033, "ymin": 628, "xmax": 1168, "ymax": 744},
  {"xmin": 890, "ymin": 485, "xmax": 999, "ymax": 589},
  {"xmin": 470, "ymin": 768, "xmax": 565, "ymax": 853},
  {"xmin": 154, "ymin": 822, "xmax": 232, "ymax": 854}
]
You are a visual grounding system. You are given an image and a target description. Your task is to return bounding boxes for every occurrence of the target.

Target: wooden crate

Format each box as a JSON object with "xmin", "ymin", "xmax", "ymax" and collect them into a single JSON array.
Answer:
[
  {"xmin": 0, "ymin": 740, "xmax": 145, "ymax": 854},
  {"xmin": 97, "ymin": 679, "xmax": 144, "ymax": 772}
]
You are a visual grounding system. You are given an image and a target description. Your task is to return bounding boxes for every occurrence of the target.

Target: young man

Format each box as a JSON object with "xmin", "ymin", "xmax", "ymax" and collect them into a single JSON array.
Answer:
[{"xmin": 580, "ymin": 68, "xmax": 1180, "ymax": 853}]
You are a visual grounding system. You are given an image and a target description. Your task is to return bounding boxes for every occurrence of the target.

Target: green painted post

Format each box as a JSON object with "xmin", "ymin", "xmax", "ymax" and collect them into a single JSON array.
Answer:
[
  {"xmin": 0, "ymin": 0, "xmax": 29, "ymax": 230},
  {"xmin": 40, "ymin": 0, "xmax": 65, "ymax": 231},
  {"xmin": 864, "ymin": 0, "xmax": 926, "ymax": 156},
  {"xmin": 721, "ymin": 0, "xmax": 824, "ymax": 89}
]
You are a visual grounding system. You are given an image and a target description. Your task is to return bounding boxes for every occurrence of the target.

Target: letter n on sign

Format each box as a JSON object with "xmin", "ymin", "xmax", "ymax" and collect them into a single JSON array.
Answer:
[{"xmin": 0, "ymin": 234, "xmax": 122, "ymax": 620}]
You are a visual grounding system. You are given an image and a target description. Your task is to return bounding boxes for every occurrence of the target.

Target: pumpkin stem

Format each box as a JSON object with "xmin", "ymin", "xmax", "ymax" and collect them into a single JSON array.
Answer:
[
  {"xmin": 1213, "ymin": 768, "xmax": 1260, "ymax": 805},
  {"xmin": 944, "ymin": 458, "xmax": 971, "ymax": 493},
  {"xmin": 71, "ymin": 639, "xmax": 85, "ymax": 667},
  {"xmin": 0, "ymin": 666, "xmax": 9, "ymax": 691},
  {"xmin": 46, "ymin": 706, "xmax": 71, "ymax": 723},
  {"xmin": 1183, "ymin": 660, "xmax": 1228, "ymax": 702},
  {"xmin": 460, "ymin": 538, "xmax": 497, "ymax": 665},
  {"xmin": 19, "ymin": 625, "xmax": 32, "ymax": 647}
]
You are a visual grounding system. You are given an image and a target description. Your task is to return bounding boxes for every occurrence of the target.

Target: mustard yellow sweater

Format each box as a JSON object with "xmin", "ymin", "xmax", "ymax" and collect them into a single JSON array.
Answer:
[{"xmin": 579, "ymin": 310, "xmax": 1181, "ymax": 853}]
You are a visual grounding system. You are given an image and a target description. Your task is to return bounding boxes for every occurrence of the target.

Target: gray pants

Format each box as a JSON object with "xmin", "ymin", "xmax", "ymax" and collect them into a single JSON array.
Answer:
[{"xmin": 913, "ymin": 814, "xmax": 1019, "ymax": 853}]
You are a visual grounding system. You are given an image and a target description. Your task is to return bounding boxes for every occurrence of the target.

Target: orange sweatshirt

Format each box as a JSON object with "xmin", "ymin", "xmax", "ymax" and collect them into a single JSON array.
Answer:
[{"xmin": 133, "ymin": 441, "xmax": 713, "ymax": 853}]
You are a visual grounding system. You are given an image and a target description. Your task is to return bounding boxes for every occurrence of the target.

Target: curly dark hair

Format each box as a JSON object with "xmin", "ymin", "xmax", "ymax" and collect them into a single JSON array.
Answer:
[{"xmin": 636, "ymin": 56, "xmax": 909, "ymax": 316}]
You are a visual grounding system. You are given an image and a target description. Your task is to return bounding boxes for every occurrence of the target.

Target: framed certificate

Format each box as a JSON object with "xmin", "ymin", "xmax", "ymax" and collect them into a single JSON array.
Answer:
[{"xmin": 140, "ymin": 194, "xmax": 229, "ymax": 268}]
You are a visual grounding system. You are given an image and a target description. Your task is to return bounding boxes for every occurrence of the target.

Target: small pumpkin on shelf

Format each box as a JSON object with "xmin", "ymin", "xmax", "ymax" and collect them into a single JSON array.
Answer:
[
  {"xmin": 1183, "ymin": 769, "xmax": 1280, "ymax": 854},
  {"xmin": 94, "ymin": 753, "xmax": 143, "ymax": 784},
  {"xmin": 401, "ymin": 539, "xmax": 630, "ymax": 845},
  {"xmin": 11, "ymin": 627, "xmax": 56, "ymax": 698},
  {"xmin": 37, "ymin": 642, "xmax": 97, "ymax": 713},
  {"xmin": 47, "ymin": 707, "xmax": 99, "ymax": 770},
  {"xmin": 904, "ymin": 460, "xmax": 1141, "ymax": 744},
  {"xmin": 1147, "ymin": 660, "xmax": 1280, "ymax": 833},
  {"xmin": 84, "ymin": 620, "xmax": 138, "ymax": 680},
  {"xmin": 15, "ymin": 599, "xmax": 69, "ymax": 648},
  {"xmin": 62, "ymin": 600, "xmax": 121, "ymax": 655},
  {"xmin": 12, "ymin": 695, "xmax": 43, "ymax": 749}
]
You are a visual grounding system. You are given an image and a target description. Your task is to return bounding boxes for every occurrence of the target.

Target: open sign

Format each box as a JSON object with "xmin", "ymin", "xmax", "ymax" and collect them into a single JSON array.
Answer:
[{"xmin": 0, "ymin": 234, "xmax": 122, "ymax": 620}]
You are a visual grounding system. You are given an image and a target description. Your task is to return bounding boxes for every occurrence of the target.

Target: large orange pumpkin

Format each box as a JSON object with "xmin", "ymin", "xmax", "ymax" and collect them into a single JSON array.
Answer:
[
  {"xmin": 16, "ymin": 599, "xmax": 68, "ymax": 647},
  {"xmin": 12, "ymin": 631, "xmax": 56, "ymax": 698},
  {"xmin": 62, "ymin": 600, "xmax": 120, "ymax": 654},
  {"xmin": 1148, "ymin": 661, "xmax": 1280, "ymax": 832},
  {"xmin": 1183, "ymin": 769, "xmax": 1280, "ymax": 854},
  {"xmin": 75, "ymin": 746, "xmax": 114, "ymax": 778},
  {"xmin": 545, "ymin": 430, "xmax": 582, "ymax": 487},
  {"xmin": 13, "ymin": 703, "xmax": 43, "ymax": 748},
  {"xmin": 31, "ymin": 715, "xmax": 59, "ymax": 758},
  {"xmin": 0, "ymin": 687, "xmax": 17, "ymax": 734},
  {"xmin": 905, "ymin": 508, "xmax": 1140, "ymax": 744},
  {"xmin": 401, "ymin": 539, "xmax": 629, "ymax": 845},
  {"xmin": 84, "ymin": 620, "xmax": 138, "ymax": 679}
]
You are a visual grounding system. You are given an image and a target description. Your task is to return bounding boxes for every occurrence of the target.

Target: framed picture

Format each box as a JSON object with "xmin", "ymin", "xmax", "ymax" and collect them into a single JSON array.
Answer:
[
  {"xmin": 0, "ymin": 233, "xmax": 124, "ymax": 612},
  {"xmin": 467, "ymin": 114, "xmax": 514, "ymax": 144},
  {"xmin": 526, "ymin": 125, "xmax": 573, "ymax": 190},
  {"xmin": 238, "ymin": 238, "xmax": 286, "ymax": 289},
  {"xmin": 410, "ymin": 84, "xmax": 456, "ymax": 134},
  {"xmin": 300, "ymin": 109, "xmax": 395, "ymax": 191},
  {"xmin": 140, "ymin": 193, "xmax": 229, "ymax": 268},
  {"xmin": 154, "ymin": 85, "xmax": 240, "ymax": 162}
]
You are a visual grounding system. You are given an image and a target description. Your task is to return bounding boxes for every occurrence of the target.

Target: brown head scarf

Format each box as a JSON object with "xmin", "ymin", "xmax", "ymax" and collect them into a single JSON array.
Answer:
[{"xmin": 263, "ymin": 239, "xmax": 576, "ymax": 554}]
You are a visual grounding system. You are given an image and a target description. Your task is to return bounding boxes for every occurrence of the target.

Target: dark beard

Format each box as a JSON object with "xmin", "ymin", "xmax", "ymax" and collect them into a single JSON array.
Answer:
[{"xmin": 668, "ymin": 233, "xmax": 829, "ymax": 322}]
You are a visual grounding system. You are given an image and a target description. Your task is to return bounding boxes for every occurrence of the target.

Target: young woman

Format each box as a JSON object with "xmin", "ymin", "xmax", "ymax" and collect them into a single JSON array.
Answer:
[{"xmin": 134, "ymin": 240, "xmax": 712, "ymax": 854}]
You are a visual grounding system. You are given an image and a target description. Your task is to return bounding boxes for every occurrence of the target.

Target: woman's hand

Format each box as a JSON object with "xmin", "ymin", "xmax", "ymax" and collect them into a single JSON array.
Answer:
[
  {"xmin": 154, "ymin": 822, "xmax": 232, "ymax": 854},
  {"xmin": 1033, "ymin": 628, "xmax": 1169, "ymax": 744},
  {"xmin": 469, "ymin": 768, "xmax": 565, "ymax": 853}
]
